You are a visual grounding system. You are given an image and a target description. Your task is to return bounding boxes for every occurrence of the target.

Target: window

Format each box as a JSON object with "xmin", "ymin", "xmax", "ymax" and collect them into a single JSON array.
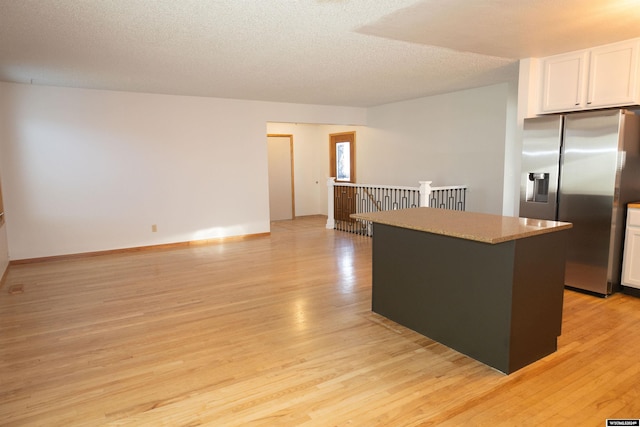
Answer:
[{"xmin": 330, "ymin": 132, "xmax": 355, "ymax": 183}]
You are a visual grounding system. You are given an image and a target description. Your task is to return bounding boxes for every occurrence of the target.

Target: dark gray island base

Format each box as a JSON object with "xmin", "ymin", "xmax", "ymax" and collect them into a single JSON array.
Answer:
[{"xmin": 353, "ymin": 208, "xmax": 572, "ymax": 374}]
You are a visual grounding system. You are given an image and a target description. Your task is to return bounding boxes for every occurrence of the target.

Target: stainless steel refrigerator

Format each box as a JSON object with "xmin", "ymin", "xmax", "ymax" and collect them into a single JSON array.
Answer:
[{"xmin": 519, "ymin": 109, "xmax": 640, "ymax": 296}]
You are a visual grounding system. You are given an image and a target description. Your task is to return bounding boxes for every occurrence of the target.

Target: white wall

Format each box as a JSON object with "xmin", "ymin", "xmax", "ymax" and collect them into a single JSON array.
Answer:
[
  {"xmin": 0, "ymin": 81, "xmax": 513, "ymax": 260},
  {"xmin": 361, "ymin": 84, "xmax": 511, "ymax": 215},
  {"xmin": 0, "ymin": 83, "xmax": 366, "ymax": 260},
  {"xmin": 268, "ymin": 84, "xmax": 512, "ymax": 217}
]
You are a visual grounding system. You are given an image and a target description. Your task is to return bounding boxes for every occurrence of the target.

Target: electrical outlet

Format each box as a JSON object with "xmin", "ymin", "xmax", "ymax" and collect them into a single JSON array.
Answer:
[{"xmin": 151, "ymin": 224, "xmax": 157, "ymax": 232}]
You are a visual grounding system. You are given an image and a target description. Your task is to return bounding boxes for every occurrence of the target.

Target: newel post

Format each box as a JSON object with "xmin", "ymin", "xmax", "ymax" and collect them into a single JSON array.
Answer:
[
  {"xmin": 326, "ymin": 177, "xmax": 336, "ymax": 229},
  {"xmin": 419, "ymin": 181, "xmax": 433, "ymax": 207}
]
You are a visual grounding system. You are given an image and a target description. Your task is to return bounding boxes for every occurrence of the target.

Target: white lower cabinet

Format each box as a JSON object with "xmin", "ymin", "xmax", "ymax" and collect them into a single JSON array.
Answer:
[{"xmin": 622, "ymin": 206, "xmax": 640, "ymax": 289}]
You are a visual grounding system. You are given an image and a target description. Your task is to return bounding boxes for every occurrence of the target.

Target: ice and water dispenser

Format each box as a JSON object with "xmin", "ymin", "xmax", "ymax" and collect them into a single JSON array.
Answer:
[{"xmin": 525, "ymin": 172, "xmax": 550, "ymax": 203}]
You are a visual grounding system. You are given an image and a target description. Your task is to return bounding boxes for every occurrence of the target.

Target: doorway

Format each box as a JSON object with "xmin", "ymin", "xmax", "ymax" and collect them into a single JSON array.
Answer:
[
  {"xmin": 267, "ymin": 134, "xmax": 295, "ymax": 221},
  {"xmin": 330, "ymin": 132, "xmax": 356, "ymax": 222}
]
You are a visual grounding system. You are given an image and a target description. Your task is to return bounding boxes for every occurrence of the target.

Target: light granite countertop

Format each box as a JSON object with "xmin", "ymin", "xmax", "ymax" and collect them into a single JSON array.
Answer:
[{"xmin": 351, "ymin": 207, "xmax": 572, "ymax": 244}]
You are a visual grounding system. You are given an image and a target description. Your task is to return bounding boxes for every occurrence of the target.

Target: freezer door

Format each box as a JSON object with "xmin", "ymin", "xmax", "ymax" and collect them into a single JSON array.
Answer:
[
  {"xmin": 559, "ymin": 110, "xmax": 622, "ymax": 294},
  {"xmin": 519, "ymin": 115, "xmax": 562, "ymax": 221}
]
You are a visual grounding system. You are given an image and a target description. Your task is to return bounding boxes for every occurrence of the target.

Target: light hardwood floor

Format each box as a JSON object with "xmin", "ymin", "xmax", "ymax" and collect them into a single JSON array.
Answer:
[{"xmin": 1, "ymin": 215, "xmax": 639, "ymax": 426}]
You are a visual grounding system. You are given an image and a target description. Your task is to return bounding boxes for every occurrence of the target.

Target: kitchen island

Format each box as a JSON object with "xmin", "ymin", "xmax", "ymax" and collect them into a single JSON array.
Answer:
[{"xmin": 351, "ymin": 207, "xmax": 572, "ymax": 374}]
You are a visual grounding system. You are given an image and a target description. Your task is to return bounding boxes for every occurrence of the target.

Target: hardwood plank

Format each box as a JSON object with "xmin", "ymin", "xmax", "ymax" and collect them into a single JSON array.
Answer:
[{"xmin": 1, "ymin": 216, "xmax": 639, "ymax": 426}]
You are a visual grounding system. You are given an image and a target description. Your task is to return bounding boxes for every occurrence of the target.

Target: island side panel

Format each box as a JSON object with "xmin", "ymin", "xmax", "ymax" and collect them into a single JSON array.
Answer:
[
  {"xmin": 372, "ymin": 223, "xmax": 516, "ymax": 373},
  {"xmin": 508, "ymin": 230, "xmax": 568, "ymax": 372}
]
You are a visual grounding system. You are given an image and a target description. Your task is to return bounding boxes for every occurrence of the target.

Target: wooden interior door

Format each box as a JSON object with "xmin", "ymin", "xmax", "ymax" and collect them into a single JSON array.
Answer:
[
  {"xmin": 334, "ymin": 185, "xmax": 357, "ymax": 223},
  {"xmin": 330, "ymin": 132, "xmax": 356, "ymax": 221}
]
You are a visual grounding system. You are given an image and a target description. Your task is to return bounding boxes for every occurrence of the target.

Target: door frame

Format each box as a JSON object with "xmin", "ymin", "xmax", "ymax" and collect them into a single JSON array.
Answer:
[{"xmin": 329, "ymin": 131, "xmax": 356, "ymax": 183}]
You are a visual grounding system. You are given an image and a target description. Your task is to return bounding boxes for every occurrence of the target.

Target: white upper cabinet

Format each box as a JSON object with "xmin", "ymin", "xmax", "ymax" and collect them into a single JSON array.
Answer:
[
  {"xmin": 588, "ymin": 40, "xmax": 639, "ymax": 107},
  {"xmin": 539, "ymin": 39, "xmax": 640, "ymax": 114},
  {"xmin": 541, "ymin": 51, "xmax": 589, "ymax": 112}
]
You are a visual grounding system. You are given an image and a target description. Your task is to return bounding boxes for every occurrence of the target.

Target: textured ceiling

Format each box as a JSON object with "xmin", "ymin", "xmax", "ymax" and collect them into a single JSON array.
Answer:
[{"xmin": 1, "ymin": 0, "xmax": 639, "ymax": 107}]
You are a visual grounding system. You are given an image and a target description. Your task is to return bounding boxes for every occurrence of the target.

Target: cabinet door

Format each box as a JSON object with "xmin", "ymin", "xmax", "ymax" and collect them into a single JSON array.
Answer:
[
  {"xmin": 587, "ymin": 39, "xmax": 639, "ymax": 108},
  {"xmin": 622, "ymin": 226, "xmax": 640, "ymax": 289},
  {"xmin": 540, "ymin": 51, "xmax": 589, "ymax": 113}
]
